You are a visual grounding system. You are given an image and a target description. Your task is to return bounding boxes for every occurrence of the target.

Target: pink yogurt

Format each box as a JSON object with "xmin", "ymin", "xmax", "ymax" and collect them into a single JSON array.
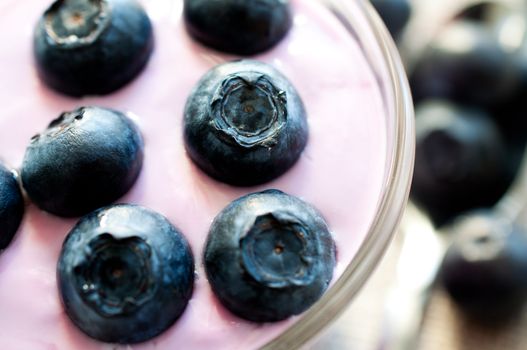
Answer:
[{"xmin": 0, "ymin": 0, "xmax": 387, "ymax": 348}]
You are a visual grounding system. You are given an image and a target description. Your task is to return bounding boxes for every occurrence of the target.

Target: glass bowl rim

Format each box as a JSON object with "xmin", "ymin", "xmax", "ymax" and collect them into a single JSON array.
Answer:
[{"xmin": 263, "ymin": 0, "xmax": 415, "ymax": 348}]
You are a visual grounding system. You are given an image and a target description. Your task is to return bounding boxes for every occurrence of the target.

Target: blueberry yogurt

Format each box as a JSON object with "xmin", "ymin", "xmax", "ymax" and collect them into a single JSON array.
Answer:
[{"xmin": 0, "ymin": 0, "xmax": 388, "ymax": 348}]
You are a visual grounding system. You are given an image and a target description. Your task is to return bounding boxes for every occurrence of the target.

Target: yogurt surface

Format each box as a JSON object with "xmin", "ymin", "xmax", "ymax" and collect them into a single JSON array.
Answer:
[{"xmin": 0, "ymin": 0, "xmax": 388, "ymax": 348}]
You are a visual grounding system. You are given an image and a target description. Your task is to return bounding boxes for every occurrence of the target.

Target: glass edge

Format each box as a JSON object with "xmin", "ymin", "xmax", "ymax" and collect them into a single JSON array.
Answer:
[{"xmin": 261, "ymin": 0, "xmax": 415, "ymax": 348}]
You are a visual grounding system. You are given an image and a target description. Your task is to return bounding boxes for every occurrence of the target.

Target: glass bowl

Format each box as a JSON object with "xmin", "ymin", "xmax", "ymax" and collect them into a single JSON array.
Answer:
[
  {"xmin": 265, "ymin": 0, "xmax": 414, "ymax": 348},
  {"xmin": 0, "ymin": 0, "xmax": 413, "ymax": 349}
]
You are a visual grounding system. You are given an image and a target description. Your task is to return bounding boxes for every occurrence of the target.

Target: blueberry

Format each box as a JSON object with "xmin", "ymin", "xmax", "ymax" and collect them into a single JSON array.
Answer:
[
  {"xmin": 455, "ymin": 2, "xmax": 499, "ymax": 22},
  {"xmin": 57, "ymin": 204, "xmax": 194, "ymax": 343},
  {"xmin": 0, "ymin": 163, "xmax": 24, "ymax": 250},
  {"xmin": 438, "ymin": 211, "xmax": 527, "ymax": 323},
  {"xmin": 204, "ymin": 190, "xmax": 335, "ymax": 322},
  {"xmin": 487, "ymin": 18, "xmax": 527, "ymax": 150},
  {"xmin": 411, "ymin": 100, "xmax": 512, "ymax": 226},
  {"xmin": 410, "ymin": 21, "xmax": 520, "ymax": 107},
  {"xmin": 370, "ymin": 0, "xmax": 411, "ymax": 39},
  {"xmin": 183, "ymin": 0, "xmax": 291, "ymax": 55},
  {"xmin": 21, "ymin": 106, "xmax": 143, "ymax": 217},
  {"xmin": 33, "ymin": 0, "xmax": 154, "ymax": 97},
  {"xmin": 184, "ymin": 60, "xmax": 308, "ymax": 186}
]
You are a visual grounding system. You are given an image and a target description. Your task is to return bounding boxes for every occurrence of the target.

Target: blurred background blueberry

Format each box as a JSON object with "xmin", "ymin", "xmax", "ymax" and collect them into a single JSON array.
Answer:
[{"xmin": 370, "ymin": 0, "xmax": 411, "ymax": 39}]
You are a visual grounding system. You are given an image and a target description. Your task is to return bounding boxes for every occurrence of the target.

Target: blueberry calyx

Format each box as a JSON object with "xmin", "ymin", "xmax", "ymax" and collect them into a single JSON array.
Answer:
[
  {"xmin": 241, "ymin": 212, "xmax": 315, "ymax": 288},
  {"xmin": 58, "ymin": 204, "xmax": 195, "ymax": 343},
  {"xmin": 21, "ymin": 106, "xmax": 144, "ymax": 217},
  {"xmin": 184, "ymin": 60, "xmax": 308, "ymax": 186},
  {"xmin": 34, "ymin": 0, "xmax": 154, "ymax": 96},
  {"xmin": 43, "ymin": 0, "xmax": 110, "ymax": 48},
  {"xmin": 73, "ymin": 233, "xmax": 157, "ymax": 317},
  {"xmin": 211, "ymin": 73, "xmax": 287, "ymax": 148},
  {"xmin": 40, "ymin": 108, "xmax": 85, "ymax": 139},
  {"xmin": 204, "ymin": 190, "xmax": 335, "ymax": 322}
]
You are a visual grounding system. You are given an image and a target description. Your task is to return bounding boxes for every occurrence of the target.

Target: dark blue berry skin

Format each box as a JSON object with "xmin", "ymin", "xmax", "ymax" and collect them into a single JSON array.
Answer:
[
  {"xmin": 370, "ymin": 0, "xmax": 411, "ymax": 39},
  {"xmin": 184, "ymin": 60, "xmax": 308, "ymax": 186},
  {"xmin": 33, "ymin": 0, "xmax": 154, "ymax": 97},
  {"xmin": 0, "ymin": 164, "xmax": 24, "ymax": 250},
  {"xmin": 455, "ymin": 2, "xmax": 497, "ymax": 22},
  {"xmin": 183, "ymin": 0, "xmax": 291, "ymax": 55},
  {"xmin": 411, "ymin": 101, "xmax": 512, "ymax": 226},
  {"xmin": 487, "ymin": 25, "xmax": 527, "ymax": 153},
  {"xmin": 204, "ymin": 190, "xmax": 336, "ymax": 322},
  {"xmin": 439, "ymin": 212, "xmax": 527, "ymax": 323},
  {"xmin": 57, "ymin": 204, "xmax": 194, "ymax": 344},
  {"xmin": 21, "ymin": 106, "xmax": 143, "ymax": 217},
  {"xmin": 410, "ymin": 21, "xmax": 519, "ymax": 108}
]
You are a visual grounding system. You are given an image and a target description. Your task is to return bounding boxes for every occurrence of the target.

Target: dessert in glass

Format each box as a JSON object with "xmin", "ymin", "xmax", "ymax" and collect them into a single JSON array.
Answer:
[{"xmin": 0, "ymin": 0, "xmax": 413, "ymax": 348}]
